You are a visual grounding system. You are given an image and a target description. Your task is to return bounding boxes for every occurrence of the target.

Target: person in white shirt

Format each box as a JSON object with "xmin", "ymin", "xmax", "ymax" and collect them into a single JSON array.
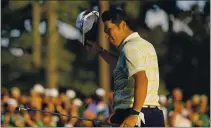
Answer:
[{"xmin": 77, "ymin": 7, "xmax": 164, "ymax": 127}]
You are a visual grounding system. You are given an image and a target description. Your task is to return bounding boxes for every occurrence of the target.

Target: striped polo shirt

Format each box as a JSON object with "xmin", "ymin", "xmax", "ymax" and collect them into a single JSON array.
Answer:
[{"xmin": 113, "ymin": 32, "xmax": 160, "ymax": 110}]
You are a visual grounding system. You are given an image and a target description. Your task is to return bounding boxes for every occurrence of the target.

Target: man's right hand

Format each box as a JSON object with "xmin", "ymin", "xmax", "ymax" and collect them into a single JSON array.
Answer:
[{"xmin": 85, "ymin": 40, "xmax": 102, "ymax": 55}]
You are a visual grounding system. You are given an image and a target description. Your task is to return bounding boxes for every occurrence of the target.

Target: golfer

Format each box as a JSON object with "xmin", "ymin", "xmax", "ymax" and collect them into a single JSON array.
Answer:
[{"xmin": 76, "ymin": 8, "xmax": 164, "ymax": 127}]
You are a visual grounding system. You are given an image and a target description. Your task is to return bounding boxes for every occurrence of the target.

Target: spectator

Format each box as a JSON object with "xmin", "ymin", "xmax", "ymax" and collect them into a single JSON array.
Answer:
[
  {"xmin": 33, "ymin": 84, "xmax": 45, "ymax": 95},
  {"xmin": 95, "ymin": 88, "xmax": 110, "ymax": 120},
  {"xmin": 190, "ymin": 105, "xmax": 210, "ymax": 127},
  {"xmin": 19, "ymin": 95, "xmax": 28, "ymax": 108},
  {"xmin": 169, "ymin": 101, "xmax": 192, "ymax": 127},
  {"xmin": 70, "ymin": 98, "xmax": 83, "ymax": 125},
  {"xmin": 1, "ymin": 88, "xmax": 10, "ymax": 114},
  {"xmin": 29, "ymin": 89, "xmax": 42, "ymax": 110},
  {"xmin": 159, "ymin": 95, "xmax": 168, "ymax": 127},
  {"xmin": 10, "ymin": 87, "xmax": 21, "ymax": 102},
  {"xmin": 56, "ymin": 109, "xmax": 70, "ymax": 127},
  {"xmin": 42, "ymin": 114, "xmax": 57, "ymax": 127},
  {"xmin": 191, "ymin": 94, "xmax": 201, "ymax": 106},
  {"xmin": 173, "ymin": 88, "xmax": 183, "ymax": 101},
  {"xmin": 66, "ymin": 89, "xmax": 76, "ymax": 100},
  {"xmin": 1, "ymin": 86, "xmax": 209, "ymax": 127},
  {"xmin": 2, "ymin": 98, "xmax": 25, "ymax": 127},
  {"xmin": 186, "ymin": 99, "xmax": 193, "ymax": 114},
  {"xmin": 24, "ymin": 112, "xmax": 37, "ymax": 127},
  {"xmin": 56, "ymin": 92, "xmax": 70, "ymax": 110},
  {"xmin": 167, "ymin": 88, "xmax": 183, "ymax": 112},
  {"xmin": 84, "ymin": 88, "xmax": 110, "ymax": 122},
  {"xmin": 199, "ymin": 94, "xmax": 209, "ymax": 114},
  {"xmin": 1, "ymin": 88, "xmax": 10, "ymax": 104}
]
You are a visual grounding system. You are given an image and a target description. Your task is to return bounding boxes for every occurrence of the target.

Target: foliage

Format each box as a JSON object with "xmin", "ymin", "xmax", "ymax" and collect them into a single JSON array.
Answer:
[
  {"xmin": 159, "ymin": 79, "xmax": 169, "ymax": 96},
  {"xmin": 1, "ymin": 0, "xmax": 210, "ymax": 99},
  {"xmin": 9, "ymin": 1, "xmax": 31, "ymax": 10},
  {"xmin": 72, "ymin": 80, "xmax": 97, "ymax": 96},
  {"xmin": 57, "ymin": 1, "xmax": 89, "ymax": 25}
]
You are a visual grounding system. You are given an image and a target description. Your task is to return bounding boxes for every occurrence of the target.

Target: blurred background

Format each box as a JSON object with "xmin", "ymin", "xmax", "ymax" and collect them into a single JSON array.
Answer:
[{"xmin": 1, "ymin": 0, "xmax": 210, "ymax": 127}]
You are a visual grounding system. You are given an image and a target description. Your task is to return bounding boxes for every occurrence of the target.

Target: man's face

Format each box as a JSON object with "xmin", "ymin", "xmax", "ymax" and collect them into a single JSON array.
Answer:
[
  {"xmin": 103, "ymin": 21, "xmax": 123, "ymax": 47},
  {"xmin": 173, "ymin": 89, "xmax": 183, "ymax": 101}
]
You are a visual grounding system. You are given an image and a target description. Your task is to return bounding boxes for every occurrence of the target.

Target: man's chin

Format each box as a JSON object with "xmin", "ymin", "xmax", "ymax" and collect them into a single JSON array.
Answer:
[{"xmin": 110, "ymin": 42, "xmax": 118, "ymax": 48}]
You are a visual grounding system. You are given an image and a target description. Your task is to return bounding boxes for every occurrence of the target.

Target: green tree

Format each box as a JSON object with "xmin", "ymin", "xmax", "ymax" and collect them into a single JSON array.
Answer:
[
  {"xmin": 32, "ymin": 1, "xmax": 41, "ymax": 68},
  {"xmin": 98, "ymin": 0, "xmax": 110, "ymax": 101},
  {"xmin": 46, "ymin": 1, "xmax": 58, "ymax": 88}
]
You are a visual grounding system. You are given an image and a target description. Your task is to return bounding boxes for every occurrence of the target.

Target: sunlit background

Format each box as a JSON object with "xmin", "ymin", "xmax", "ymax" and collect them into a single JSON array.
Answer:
[{"xmin": 1, "ymin": 0, "xmax": 210, "ymax": 127}]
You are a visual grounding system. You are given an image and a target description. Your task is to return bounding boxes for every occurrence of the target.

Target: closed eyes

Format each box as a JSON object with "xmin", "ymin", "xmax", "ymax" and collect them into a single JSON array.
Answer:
[{"xmin": 104, "ymin": 27, "xmax": 114, "ymax": 34}]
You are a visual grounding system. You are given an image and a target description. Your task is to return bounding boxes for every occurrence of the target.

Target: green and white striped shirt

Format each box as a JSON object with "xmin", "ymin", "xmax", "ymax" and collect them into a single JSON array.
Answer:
[{"xmin": 113, "ymin": 32, "xmax": 160, "ymax": 110}]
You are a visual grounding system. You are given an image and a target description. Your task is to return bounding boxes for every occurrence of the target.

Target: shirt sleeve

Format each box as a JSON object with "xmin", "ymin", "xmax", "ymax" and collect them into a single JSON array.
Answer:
[{"xmin": 123, "ymin": 44, "xmax": 146, "ymax": 78}]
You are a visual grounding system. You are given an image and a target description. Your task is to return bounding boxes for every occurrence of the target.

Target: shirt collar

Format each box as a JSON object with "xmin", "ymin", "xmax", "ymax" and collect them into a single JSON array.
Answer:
[{"xmin": 118, "ymin": 32, "xmax": 139, "ymax": 50}]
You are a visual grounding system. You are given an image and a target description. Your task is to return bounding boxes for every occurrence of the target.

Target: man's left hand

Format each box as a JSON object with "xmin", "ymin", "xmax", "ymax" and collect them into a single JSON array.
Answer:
[{"xmin": 120, "ymin": 115, "xmax": 138, "ymax": 127}]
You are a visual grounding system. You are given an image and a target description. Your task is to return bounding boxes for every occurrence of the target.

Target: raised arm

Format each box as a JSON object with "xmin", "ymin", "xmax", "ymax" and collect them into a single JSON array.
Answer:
[{"xmin": 86, "ymin": 41, "xmax": 118, "ymax": 71}]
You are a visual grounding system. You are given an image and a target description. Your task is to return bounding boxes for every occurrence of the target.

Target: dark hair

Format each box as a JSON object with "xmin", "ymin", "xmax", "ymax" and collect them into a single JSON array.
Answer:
[{"xmin": 101, "ymin": 8, "xmax": 130, "ymax": 27}]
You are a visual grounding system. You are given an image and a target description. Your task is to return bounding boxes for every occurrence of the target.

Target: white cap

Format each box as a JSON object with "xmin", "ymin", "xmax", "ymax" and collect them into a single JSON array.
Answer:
[
  {"xmin": 45, "ymin": 88, "xmax": 50, "ymax": 96},
  {"xmin": 66, "ymin": 89, "xmax": 76, "ymax": 99},
  {"xmin": 159, "ymin": 95, "xmax": 167, "ymax": 104},
  {"xmin": 45, "ymin": 88, "xmax": 58, "ymax": 97},
  {"xmin": 33, "ymin": 83, "xmax": 45, "ymax": 94},
  {"xmin": 73, "ymin": 98, "xmax": 83, "ymax": 107},
  {"xmin": 7, "ymin": 98, "xmax": 18, "ymax": 107},
  {"xmin": 65, "ymin": 124, "xmax": 73, "ymax": 128},
  {"xmin": 95, "ymin": 88, "xmax": 106, "ymax": 97},
  {"xmin": 76, "ymin": 10, "xmax": 99, "ymax": 45},
  {"xmin": 182, "ymin": 108, "xmax": 189, "ymax": 117}
]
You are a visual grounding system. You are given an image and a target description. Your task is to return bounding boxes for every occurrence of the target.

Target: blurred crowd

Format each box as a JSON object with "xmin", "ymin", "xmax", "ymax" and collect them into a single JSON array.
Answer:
[
  {"xmin": 1, "ymin": 84, "xmax": 111, "ymax": 127},
  {"xmin": 1, "ymin": 84, "xmax": 210, "ymax": 127},
  {"xmin": 159, "ymin": 88, "xmax": 210, "ymax": 127}
]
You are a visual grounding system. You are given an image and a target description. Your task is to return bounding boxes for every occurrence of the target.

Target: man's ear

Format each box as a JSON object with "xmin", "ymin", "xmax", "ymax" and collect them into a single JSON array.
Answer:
[{"xmin": 120, "ymin": 21, "xmax": 127, "ymax": 30}]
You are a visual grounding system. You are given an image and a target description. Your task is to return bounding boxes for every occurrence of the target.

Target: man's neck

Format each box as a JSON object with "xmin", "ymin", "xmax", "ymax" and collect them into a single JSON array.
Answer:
[
  {"xmin": 124, "ymin": 30, "xmax": 134, "ymax": 39},
  {"xmin": 118, "ymin": 30, "xmax": 134, "ymax": 48}
]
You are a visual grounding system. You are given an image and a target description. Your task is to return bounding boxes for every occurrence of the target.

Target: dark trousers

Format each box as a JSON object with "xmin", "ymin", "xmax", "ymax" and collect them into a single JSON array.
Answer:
[{"xmin": 110, "ymin": 107, "xmax": 164, "ymax": 127}]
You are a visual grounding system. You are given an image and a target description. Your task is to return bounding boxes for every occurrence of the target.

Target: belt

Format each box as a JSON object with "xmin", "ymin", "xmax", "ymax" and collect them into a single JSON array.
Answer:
[
  {"xmin": 115, "ymin": 106, "xmax": 160, "ymax": 114},
  {"xmin": 142, "ymin": 105, "xmax": 160, "ymax": 109}
]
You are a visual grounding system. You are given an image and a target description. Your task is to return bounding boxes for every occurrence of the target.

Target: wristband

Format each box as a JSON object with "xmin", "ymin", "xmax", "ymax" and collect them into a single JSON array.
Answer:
[
  {"xmin": 98, "ymin": 47, "xmax": 104, "ymax": 54},
  {"xmin": 129, "ymin": 108, "xmax": 140, "ymax": 115}
]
